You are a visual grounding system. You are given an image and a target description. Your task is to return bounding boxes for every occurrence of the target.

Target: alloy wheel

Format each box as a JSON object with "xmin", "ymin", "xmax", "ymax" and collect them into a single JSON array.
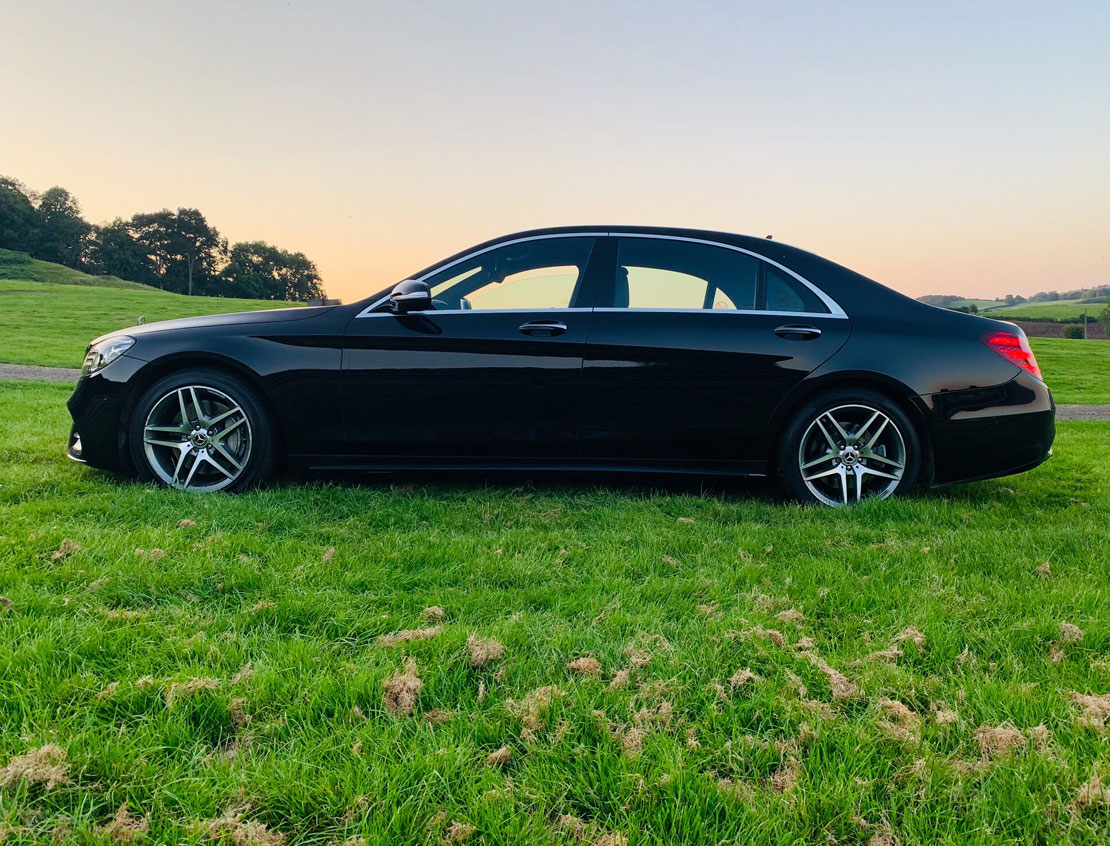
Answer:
[
  {"xmin": 797, "ymin": 403, "xmax": 906, "ymax": 506},
  {"xmin": 142, "ymin": 385, "xmax": 252, "ymax": 492}
]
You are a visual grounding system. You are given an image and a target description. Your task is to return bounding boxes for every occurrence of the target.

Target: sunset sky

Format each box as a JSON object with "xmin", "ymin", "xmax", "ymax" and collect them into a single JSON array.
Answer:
[{"xmin": 4, "ymin": 0, "xmax": 1108, "ymax": 303}]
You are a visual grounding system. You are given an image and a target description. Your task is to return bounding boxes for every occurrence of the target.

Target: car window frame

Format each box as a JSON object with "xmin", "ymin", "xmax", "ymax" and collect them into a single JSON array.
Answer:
[
  {"xmin": 594, "ymin": 234, "xmax": 843, "ymax": 318},
  {"xmin": 354, "ymin": 232, "xmax": 846, "ymax": 319}
]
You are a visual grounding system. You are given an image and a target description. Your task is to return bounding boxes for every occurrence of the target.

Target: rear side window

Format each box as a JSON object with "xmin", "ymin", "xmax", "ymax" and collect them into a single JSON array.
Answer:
[{"xmin": 604, "ymin": 237, "xmax": 829, "ymax": 314}]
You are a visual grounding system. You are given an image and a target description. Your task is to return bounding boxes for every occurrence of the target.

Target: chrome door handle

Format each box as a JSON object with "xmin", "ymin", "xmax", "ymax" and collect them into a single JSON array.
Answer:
[
  {"xmin": 518, "ymin": 321, "xmax": 567, "ymax": 337},
  {"xmin": 774, "ymin": 324, "xmax": 822, "ymax": 340}
]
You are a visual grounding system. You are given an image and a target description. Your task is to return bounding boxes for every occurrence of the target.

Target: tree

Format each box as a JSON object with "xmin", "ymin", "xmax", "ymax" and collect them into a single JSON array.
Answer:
[
  {"xmin": 0, "ymin": 176, "xmax": 42, "ymax": 254},
  {"xmin": 130, "ymin": 208, "xmax": 222, "ymax": 295},
  {"xmin": 1098, "ymin": 304, "xmax": 1110, "ymax": 335},
  {"xmin": 219, "ymin": 240, "xmax": 325, "ymax": 301},
  {"xmin": 86, "ymin": 218, "xmax": 153, "ymax": 282},
  {"xmin": 35, "ymin": 186, "xmax": 91, "ymax": 268}
]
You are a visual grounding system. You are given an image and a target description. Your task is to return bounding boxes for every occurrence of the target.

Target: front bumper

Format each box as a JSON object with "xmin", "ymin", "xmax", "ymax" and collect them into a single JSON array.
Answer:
[
  {"xmin": 66, "ymin": 355, "xmax": 146, "ymax": 471},
  {"xmin": 921, "ymin": 371, "xmax": 1055, "ymax": 486}
]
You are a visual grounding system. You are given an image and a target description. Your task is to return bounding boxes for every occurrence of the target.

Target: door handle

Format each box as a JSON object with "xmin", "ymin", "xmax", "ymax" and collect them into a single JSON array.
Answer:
[
  {"xmin": 519, "ymin": 320, "xmax": 568, "ymax": 337},
  {"xmin": 774, "ymin": 324, "xmax": 822, "ymax": 340}
]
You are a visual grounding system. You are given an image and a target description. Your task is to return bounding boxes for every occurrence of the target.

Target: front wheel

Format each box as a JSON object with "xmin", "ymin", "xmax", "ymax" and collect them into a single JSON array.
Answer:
[
  {"xmin": 129, "ymin": 369, "xmax": 276, "ymax": 492},
  {"xmin": 778, "ymin": 389, "xmax": 920, "ymax": 507}
]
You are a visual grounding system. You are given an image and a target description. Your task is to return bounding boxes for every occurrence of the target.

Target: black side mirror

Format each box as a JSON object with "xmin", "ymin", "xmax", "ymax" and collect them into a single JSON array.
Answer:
[{"xmin": 389, "ymin": 279, "xmax": 432, "ymax": 313}]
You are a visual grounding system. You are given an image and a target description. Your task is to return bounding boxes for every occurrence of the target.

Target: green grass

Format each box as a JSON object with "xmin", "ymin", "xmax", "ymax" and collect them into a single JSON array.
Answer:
[
  {"xmin": 1031, "ymin": 338, "xmax": 1110, "ymax": 405},
  {"xmin": 1, "ymin": 380, "xmax": 1109, "ymax": 844},
  {"xmin": 0, "ymin": 248, "xmax": 152, "ymax": 291},
  {"xmin": 988, "ymin": 299, "xmax": 1108, "ymax": 321},
  {"xmin": 0, "ymin": 279, "xmax": 300, "ymax": 369}
]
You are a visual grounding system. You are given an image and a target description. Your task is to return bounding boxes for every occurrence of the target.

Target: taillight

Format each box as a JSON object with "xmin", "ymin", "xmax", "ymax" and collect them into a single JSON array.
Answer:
[{"xmin": 982, "ymin": 330, "xmax": 1043, "ymax": 381}]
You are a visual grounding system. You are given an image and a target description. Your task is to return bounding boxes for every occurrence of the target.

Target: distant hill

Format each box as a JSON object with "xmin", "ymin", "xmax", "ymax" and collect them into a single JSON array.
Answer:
[
  {"xmin": 919, "ymin": 284, "xmax": 1110, "ymax": 313},
  {"xmin": 0, "ymin": 248, "xmax": 155, "ymax": 290}
]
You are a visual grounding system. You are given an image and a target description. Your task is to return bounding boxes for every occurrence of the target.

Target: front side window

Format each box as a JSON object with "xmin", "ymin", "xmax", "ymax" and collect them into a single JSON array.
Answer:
[
  {"xmin": 424, "ymin": 237, "xmax": 596, "ymax": 311},
  {"xmin": 606, "ymin": 237, "xmax": 828, "ymax": 314}
]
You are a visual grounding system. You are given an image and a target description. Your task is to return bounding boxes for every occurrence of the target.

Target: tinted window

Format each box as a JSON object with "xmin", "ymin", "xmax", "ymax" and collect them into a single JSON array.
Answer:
[
  {"xmin": 613, "ymin": 238, "xmax": 757, "ymax": 310},
  {"xmin": 764, "ymin": 265, "xmax": 825, "ymax": 313},
  {"xmin": 425, "ymin": 237, "xmax": 595, "ymax": 310},
  {"xmin": 605, "ymin": 237, "xmax": 829, "ymax": 314}
]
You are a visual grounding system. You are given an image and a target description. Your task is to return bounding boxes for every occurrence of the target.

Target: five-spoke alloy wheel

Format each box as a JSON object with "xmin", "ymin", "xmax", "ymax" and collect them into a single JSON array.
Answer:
[
  {"xmin": 779, "ymin": 389, "xmax": 920, "ymax": 507},
  {"xmin": 129, "ymin": 369, "xmax": 275, "ymax": 492}
]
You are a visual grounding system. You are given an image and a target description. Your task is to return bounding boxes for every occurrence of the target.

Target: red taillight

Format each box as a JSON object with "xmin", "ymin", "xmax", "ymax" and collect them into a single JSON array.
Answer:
[{"xmin": 982, "ymin": 330, "xmax": 1043, "ymax": 381}]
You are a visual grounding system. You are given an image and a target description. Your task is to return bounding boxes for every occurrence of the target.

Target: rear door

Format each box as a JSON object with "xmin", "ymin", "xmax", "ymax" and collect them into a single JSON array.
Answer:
[
  {"xmin": 578, "ymin": 235, "xmax": 851, "ymax": 469},
  {"xmin": 341, "ymin": 235, "xmax": 603, "ymax": 460}
]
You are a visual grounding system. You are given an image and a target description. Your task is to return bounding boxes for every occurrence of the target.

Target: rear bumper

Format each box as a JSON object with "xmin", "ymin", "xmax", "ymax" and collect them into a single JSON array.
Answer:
[{"xmin": 920, "ymin": 372, "xmax": 1055, "ymax": 485}]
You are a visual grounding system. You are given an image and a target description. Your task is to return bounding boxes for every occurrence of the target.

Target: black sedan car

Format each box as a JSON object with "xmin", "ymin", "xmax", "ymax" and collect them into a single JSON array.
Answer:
[{"xmin": 67, "ymin": 226, "xmax": 1055, "ymax": 505}]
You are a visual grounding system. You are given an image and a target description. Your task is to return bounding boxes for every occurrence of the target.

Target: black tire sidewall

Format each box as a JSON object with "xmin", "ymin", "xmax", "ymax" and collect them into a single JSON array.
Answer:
[
  {"xmin": 128, "ymin": 368, "xmax": 275, "ymax": 492},
  {"xmin": 778, "ymin": 389, "xmax": 920, "ymax": 505}
]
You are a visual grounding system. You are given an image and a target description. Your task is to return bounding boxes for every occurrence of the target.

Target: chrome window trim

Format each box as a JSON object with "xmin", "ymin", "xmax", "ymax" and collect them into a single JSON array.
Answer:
[
  {"xmin": 355, "ymin": 230, "xmax": 847, "ymax": 319},
  {"xmin": 592, "ymin": 307, "xmax": 847, "ymax": 320},
  {"xmin": 613, "ymin": 232, "xmax": 847, "ymax": 318},
  {"xmin": 355, "ymin": 232, "xmax": 607, "ymax": 317}
]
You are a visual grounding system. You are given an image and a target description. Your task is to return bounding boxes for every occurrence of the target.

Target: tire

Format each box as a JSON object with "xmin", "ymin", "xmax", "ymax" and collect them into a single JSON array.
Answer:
[
  {"xmin": 778, "ymin": 388, "xmax": 920, "ymax": 507},
  {"xmin": 128, "ymin": 368, "xmax": 277, "ymax": 492}
]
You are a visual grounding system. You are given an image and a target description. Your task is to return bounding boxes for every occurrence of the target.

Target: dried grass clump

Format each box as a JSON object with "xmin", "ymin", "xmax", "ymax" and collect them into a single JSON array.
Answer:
[
  {"xmin": 485, "ymin": 746, "xmax": 512, "ymax": 766},
  {"xmin": 608, "ymin": 669, "xmax": 630, "ymax": 690},
  {"xmin": 1077, "ymin": 771, "xmax": 1110, "ymax": 809},
  {"xmin": 1036, "ymin": 562, "xmax": 1052, "ymax": 579},
  {"xmin": 383, "ymin": 659, "xmax": 423, "ymax": 716},
  {"xmin": 96, "ymin": 681, "xmax": 120, "ymax": 701},
  {"xmin": 51, "ymin": 539, "xmax": 82, "ymax": 560},
  {"xmin": 230, "ymin": 664, "xmax": 254, "ymax": 686},
  {"xmin": 891, "ymin": 627, "xmax": 926, "ymax": 649},
  {"xmin": 1059, "ymin": 622, "xmax": 1084, "ymax": 644},
  {"xmin": 729, "ymin": 668, "xmax": 761, "ymax": 689},
  {"xmin": 806, "ymin": 654, "xmax": 858, "ymax": 699},
  {"xmin": 196, "ymin": 805, "xmax": 285, "ymax": 845},
  {"xmin": 769, "ymin": 756, "xmax": 801, "ymax": 793},
  {"xmin": 0, "ymin": 744, "xmax": 70, "ymax": 789},
  {"xmin": 377, "ymin": 626, "xmax": 442, "ymax": 648},
  {"xmin": 103, "ymin": 608, "xmax": 147, "ymax": 622},
  {"xmin": 555, "ymin": 815, "xmax": 587, "ymax": 837},
  {"xmin": 0, "ymin": 596, "xmax": 11, "ymax": 610},
  {"xmin": 424, "ymin": 709, "xmax": 454, "ymax": 724},
  {"xmin": 511, "ymin": 686, "xmax": 565, "ymax": 743},
  {"xmin": 228, "ymin": 698, "xmax": 250, "ymax": 728},
  {"xmin": 594, "ymin": 833, "xmax": 628, "ymax": 846},
  {"xmin": 422, "ymin": 605, "xmax": 446, "ymax": 620},
  {"xmin": 776, "ymin": 608, "xmax": 805, "ymax": 625},
  {"xmin": 877, "ymin": 699, "xmax": 920, "ymax": 744},
  {"xmin": 974, "ymin": 724, "xmax": 1026, "ymax": 760},
  {"xmin": 1069, "ymin": 691, "xmax": 1110, "ymax": 730},
  {"xmin": 568, "ymin": 656, "xmax": 602, "ymax": 676},
  {"xmin": 633, "ymin": 700, "xmax": 673, "ymax": 729},
  {"xmin": 445, "ymin": 821, "xmax": 476, "ymax": 842},
  {"xmin": 466, "ymin": 635, "xmax": 505, "ymax": 668},
  {"xmin": 178, "ymin": 519, "xmax": 197, "ymax": 528},
  {"xmin": 934, "ymin": 709, "xmax": 958, "ymax": 725},
  {"xmin": 101, "ymin": 804, "xmax": 149, "ymax": 842},
  {"xmin": 165, "ymin": 678, "xmax": 219, "ymax": 707}
]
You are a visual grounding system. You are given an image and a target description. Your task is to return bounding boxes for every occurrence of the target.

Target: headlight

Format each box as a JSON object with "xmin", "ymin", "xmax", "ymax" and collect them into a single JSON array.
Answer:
[{"xmin": 81, "ymin": 336, "xmax": 135, "ymax": 376}]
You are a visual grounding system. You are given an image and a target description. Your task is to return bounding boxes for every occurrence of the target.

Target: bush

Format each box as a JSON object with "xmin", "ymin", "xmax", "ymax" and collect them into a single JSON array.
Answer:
[{"xmin": 1064, "ymin": 326, "xmax": 1085, "ymax": 339}]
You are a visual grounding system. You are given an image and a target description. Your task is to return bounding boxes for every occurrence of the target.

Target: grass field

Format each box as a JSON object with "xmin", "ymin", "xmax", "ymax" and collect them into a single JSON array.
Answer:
[
  {"xmin": 0, "ymin": 279, "xmax": 300, "ymax": 369},
  {"xmin": 987, "ymin": 300, "xmax": 1108, "ymax": 321},
  {"xmin": 1031, "ymin": 338, "xmax": 1110, "ymax": 405},
  {"xmin": 0, "ymin": 380, "xmax": 1108, "ymax": 844}
]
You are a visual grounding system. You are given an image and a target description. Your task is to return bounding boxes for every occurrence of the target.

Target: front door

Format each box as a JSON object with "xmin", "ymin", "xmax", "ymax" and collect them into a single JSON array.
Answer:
[
  {"xmin": 341, "ymin": 235, "xmax": 602, "ymax": 461},
  {"xmin": 578, "ymin": 235, "xmax": 851, "ymax": 469}
]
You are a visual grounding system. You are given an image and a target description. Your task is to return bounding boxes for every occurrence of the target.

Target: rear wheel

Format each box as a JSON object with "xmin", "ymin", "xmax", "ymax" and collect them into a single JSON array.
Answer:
[
  {"xmin": 129, "ymin": 369, "xmax": 276, "ymax": 492},
  {"xmin": 778, "ymin": 389, "xmax": 920, "ymax": 506}
]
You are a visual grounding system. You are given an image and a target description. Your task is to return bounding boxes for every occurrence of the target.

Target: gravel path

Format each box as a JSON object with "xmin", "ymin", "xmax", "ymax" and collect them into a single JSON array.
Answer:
[
  {"xmin": 0, "ymin": 363, "xmax": 82, "ymax": 382},
  {"xmin": 2, "ymin": 362, "xmax": 1108, "ymax": 421}
]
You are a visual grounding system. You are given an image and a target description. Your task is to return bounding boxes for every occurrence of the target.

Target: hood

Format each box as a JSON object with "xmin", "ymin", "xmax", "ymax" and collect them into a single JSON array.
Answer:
[{"xmin": 90, "ymin": 305, "xmax": 335, "ymax": 345}]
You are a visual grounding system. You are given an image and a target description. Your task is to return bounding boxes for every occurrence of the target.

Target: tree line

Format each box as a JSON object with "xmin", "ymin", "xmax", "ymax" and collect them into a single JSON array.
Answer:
[{"xmin": 0, "ymin": 175, "xmax": 325, "ymax": 301}]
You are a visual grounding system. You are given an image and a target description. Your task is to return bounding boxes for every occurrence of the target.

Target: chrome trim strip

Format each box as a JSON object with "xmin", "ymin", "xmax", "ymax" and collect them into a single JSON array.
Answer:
[
  {"xmin": 612, "ymin": 232, "xmax": 846, "ymax": 318},
  {"xmin": 592, "ymin": 307, "xmax": 847, "ymax": 320},
  {"xmin": 358, "ymin": 307, "xmax": 593, "ymax": 318},
  {"xmin": 355, "ymin": 230, "xmax": 847, "ymax": 319}
]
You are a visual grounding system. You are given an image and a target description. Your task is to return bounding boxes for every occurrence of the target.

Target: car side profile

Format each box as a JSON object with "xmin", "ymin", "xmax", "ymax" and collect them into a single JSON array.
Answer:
[{"xmin": 67, "ymin": 226, "xmax": 1055, "ymax": 506}]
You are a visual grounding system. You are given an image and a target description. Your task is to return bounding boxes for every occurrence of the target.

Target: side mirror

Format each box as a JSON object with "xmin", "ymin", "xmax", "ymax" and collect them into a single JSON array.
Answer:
[{"xmin": 389, "ymin": 279, "xmax": 432, "ymax": 313}]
